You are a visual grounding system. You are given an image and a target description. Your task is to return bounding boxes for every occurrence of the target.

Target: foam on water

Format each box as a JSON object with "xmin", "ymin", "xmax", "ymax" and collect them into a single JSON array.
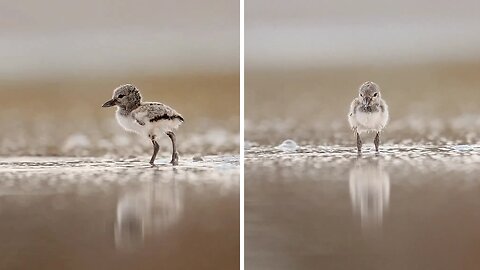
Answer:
[
  {"xmin": 275, "ymin": 139, "xmax": 299, "ymax": 152},
  {"xmin": 246, "ymin": 143, "xmax": 480, "ymax": 177},
  {"xmin": 0, "ymin": 155, "xmax": 239, "ymax": 196}
]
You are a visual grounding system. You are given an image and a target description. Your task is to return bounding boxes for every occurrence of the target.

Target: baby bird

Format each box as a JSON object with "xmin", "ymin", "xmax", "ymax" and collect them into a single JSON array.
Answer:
[
  {"xmin": 102, "ymin": 84, "xmax": 184, "ymax": 166},
  {"xmin": 348, "ymin": 81, "xmax": 389, "ymax": 153}
]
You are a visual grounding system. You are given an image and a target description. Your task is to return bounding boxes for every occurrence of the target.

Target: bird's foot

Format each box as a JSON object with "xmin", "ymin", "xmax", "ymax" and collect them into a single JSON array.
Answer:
[{"xmin": 170, "ymin": 152, "xmax": 179, "ymax": 166}]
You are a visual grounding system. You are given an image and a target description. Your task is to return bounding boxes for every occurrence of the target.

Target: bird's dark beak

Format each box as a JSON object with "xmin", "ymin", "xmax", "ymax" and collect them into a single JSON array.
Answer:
[
  {"xmin": 364, "ymin": 97, "xmax": 372, "ymax": 106},
  {"xmin": 102, "ymin": 99, "xmax": 116, "ymax": 108}
]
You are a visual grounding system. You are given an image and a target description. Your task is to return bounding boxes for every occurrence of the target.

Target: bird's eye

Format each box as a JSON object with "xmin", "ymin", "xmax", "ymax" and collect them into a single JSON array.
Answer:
[
  {"xmin": 360, "ymin": 94, "xmax": 363, "ymax": 97},
  {"xmin": 373, "ymin": 93, "xmax": 378, "ymax": 97},
  {"xmin": 118, "ymin": 94, "xmax": 125, "ymax": 99}
]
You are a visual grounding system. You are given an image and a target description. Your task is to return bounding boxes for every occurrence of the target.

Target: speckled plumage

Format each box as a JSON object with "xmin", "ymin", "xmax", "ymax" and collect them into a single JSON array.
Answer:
[
  {"xmin": 348, "ymin": 81, "xmax": 389, "ymax": 153},
  {"xmin": 133, "ymin": 102, "xmax": 184, "ymax": 124},
  {"xmin": 102, "ymin": 84, "xmax": 184, "ymax": 166}
]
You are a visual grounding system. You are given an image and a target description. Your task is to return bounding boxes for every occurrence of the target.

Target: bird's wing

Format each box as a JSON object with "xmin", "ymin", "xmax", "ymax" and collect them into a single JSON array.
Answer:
[
  {"xmin": 348, "ymin": 98, "xmax": 360, "ymax": 132},
  {"xmin": 379, "ymin": 99, "xmax": 389, "ymax": 128},
  {"xmin": 349, "ymin": 98, "xmax": 361, "ymax": 115},
  {"xmin": 134, "ymin": 103, "xmax": 184, "ymax": 124}
]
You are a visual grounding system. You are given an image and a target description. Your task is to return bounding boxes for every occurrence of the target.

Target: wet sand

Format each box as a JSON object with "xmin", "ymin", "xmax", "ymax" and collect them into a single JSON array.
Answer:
[
  {"xmin": 245, "ymin": 144, "xmax": 480, "ymax": 270},
  {"xmin": 0, "ymin": 156, "xmax": 239, "ymax": 270}
]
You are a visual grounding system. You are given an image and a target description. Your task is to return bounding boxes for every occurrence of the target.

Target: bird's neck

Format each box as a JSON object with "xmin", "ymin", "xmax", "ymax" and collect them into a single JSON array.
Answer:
[{"xmin": 118, "ymin": 101, "xmax": 141, "ymax": 116}]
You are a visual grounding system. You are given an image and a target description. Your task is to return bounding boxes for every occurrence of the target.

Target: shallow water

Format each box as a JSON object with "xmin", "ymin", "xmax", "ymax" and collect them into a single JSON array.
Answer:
[
  {"xmin": 0, "ymin": 155, "xmax": 239, "ymax": 270},
  {"xmin": 246, "ymin": 144, "xmax": 480, "ymax": 270}
]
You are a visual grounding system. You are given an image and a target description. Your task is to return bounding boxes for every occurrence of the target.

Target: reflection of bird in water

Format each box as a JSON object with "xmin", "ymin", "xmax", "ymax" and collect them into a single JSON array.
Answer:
[
  {"xmin": 114, "ymin": 182, "xmax": 183, "ymax": 250},
  {"xmin": 349, "ymin": 159, "xmax": 390, "ymax": 230}
]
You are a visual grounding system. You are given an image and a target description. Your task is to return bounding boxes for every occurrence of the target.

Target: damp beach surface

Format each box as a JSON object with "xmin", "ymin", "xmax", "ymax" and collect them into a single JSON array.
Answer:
[
  {"xmin": 0, "ymin": 155, "xmax": 239, "ymax": 270},
  {"xmin": 245, "ymin": 143, "xmax": 480, "ymax": 270}
]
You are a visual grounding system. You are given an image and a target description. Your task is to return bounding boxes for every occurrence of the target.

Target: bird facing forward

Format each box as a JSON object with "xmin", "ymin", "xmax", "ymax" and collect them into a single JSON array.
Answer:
[
  {"xmin": 348, "ymin": 81, "xmax": 389, "ymax": 153},
  {"xmin": 102, "ymin": 84, "xmax": 184, "ymax": 166}
]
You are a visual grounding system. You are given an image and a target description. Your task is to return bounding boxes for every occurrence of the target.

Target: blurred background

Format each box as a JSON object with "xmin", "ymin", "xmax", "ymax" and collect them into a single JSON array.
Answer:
[
  {"xmin": 246, "ymin": 0, "xmax": 480, "ymax": 145},
  {"xmin": 0, "ymin": 0, "xmax": 239, "ymax": 157}
]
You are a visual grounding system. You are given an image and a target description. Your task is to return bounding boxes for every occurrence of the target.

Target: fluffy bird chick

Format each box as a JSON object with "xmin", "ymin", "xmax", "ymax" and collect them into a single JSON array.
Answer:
[
  {"xmin": 348, "ymin": 81, "xmax": 389, "ymax": 153},
  {"xmin": 102, "ymin": 84, "xmax": 184, "ymax": 166}
]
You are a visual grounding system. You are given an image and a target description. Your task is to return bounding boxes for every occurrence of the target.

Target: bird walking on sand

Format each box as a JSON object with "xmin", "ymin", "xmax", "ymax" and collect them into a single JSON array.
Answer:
[
  {"xmin": 348, "ymin": 81, "xmax": 389, "ymax": 153},
  {"xmin": 102, "ymin": 84, "xmax": 184, "ymax": 166}
]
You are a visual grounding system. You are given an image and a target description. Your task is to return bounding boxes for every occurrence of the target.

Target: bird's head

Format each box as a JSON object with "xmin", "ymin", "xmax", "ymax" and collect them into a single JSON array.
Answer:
[
  {"xmin": 102, "ymin": 84, "xmax": 142, "ymax": 109},
  {"xmin": 358, "ymin": 81, "xmax": 381, "ymax": 107}
]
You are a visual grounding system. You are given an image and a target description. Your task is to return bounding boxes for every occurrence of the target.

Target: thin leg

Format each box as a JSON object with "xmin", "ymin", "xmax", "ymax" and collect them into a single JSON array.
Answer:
[
  {"xmin": 374, "ymin": 132, "xmax": 380, "ymax": 152},
  {"xmin": 149, "ymin": 137, "xmax": 159, "ymax": 166},
  {"xmin": 356, "ymin": 132, "xmax": 362, "ymax": 153},
  {"xmin": 166, "ymin": 131, "xmax": 179, "ymax": 166}
]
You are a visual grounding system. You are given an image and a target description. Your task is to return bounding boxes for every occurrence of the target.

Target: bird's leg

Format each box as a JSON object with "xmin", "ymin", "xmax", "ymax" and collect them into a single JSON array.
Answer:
[
  {"xmin": 374, "ymin": 132, "xmax": 380, "ymax": 152},
  {"xmin": 149, "ymin": 136, "xmax": 160, "ymax": 166},
  {"xmin": 356, "ymin": 132, "xmax": 362, "ymax": 153},
  {"xmin": 166, "ymin": 131, "xmax": 179, "ymax": 166}
]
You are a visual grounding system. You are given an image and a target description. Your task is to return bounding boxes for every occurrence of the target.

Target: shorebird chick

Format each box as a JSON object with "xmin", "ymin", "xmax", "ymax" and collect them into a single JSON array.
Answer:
[
  {"xmin": 348, "ymin": 81, "xmax": 389, "ymax": 153},
  {"xmin": 102, "ymin": 84, "xmax": 184, "ymax": 166}
]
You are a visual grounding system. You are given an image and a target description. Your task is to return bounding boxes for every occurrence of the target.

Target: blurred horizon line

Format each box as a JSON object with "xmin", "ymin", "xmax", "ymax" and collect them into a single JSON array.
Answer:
[
  {"xmin": 1, "ymin": 27, "xmax": 239, "ymax": 80},
  {"xmin": 247, "ymin": 20, "xmax": 480, "ymax": 69}
]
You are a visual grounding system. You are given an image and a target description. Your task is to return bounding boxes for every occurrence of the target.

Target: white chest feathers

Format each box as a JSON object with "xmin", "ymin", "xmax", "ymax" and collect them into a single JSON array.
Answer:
[
  {"xmin": 355, "ymin": 111, "xmax": 388, "ymax": 132},
  {"xmin": 116, "ymin": 110, "xmax": 144, "ymax": 135}
]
